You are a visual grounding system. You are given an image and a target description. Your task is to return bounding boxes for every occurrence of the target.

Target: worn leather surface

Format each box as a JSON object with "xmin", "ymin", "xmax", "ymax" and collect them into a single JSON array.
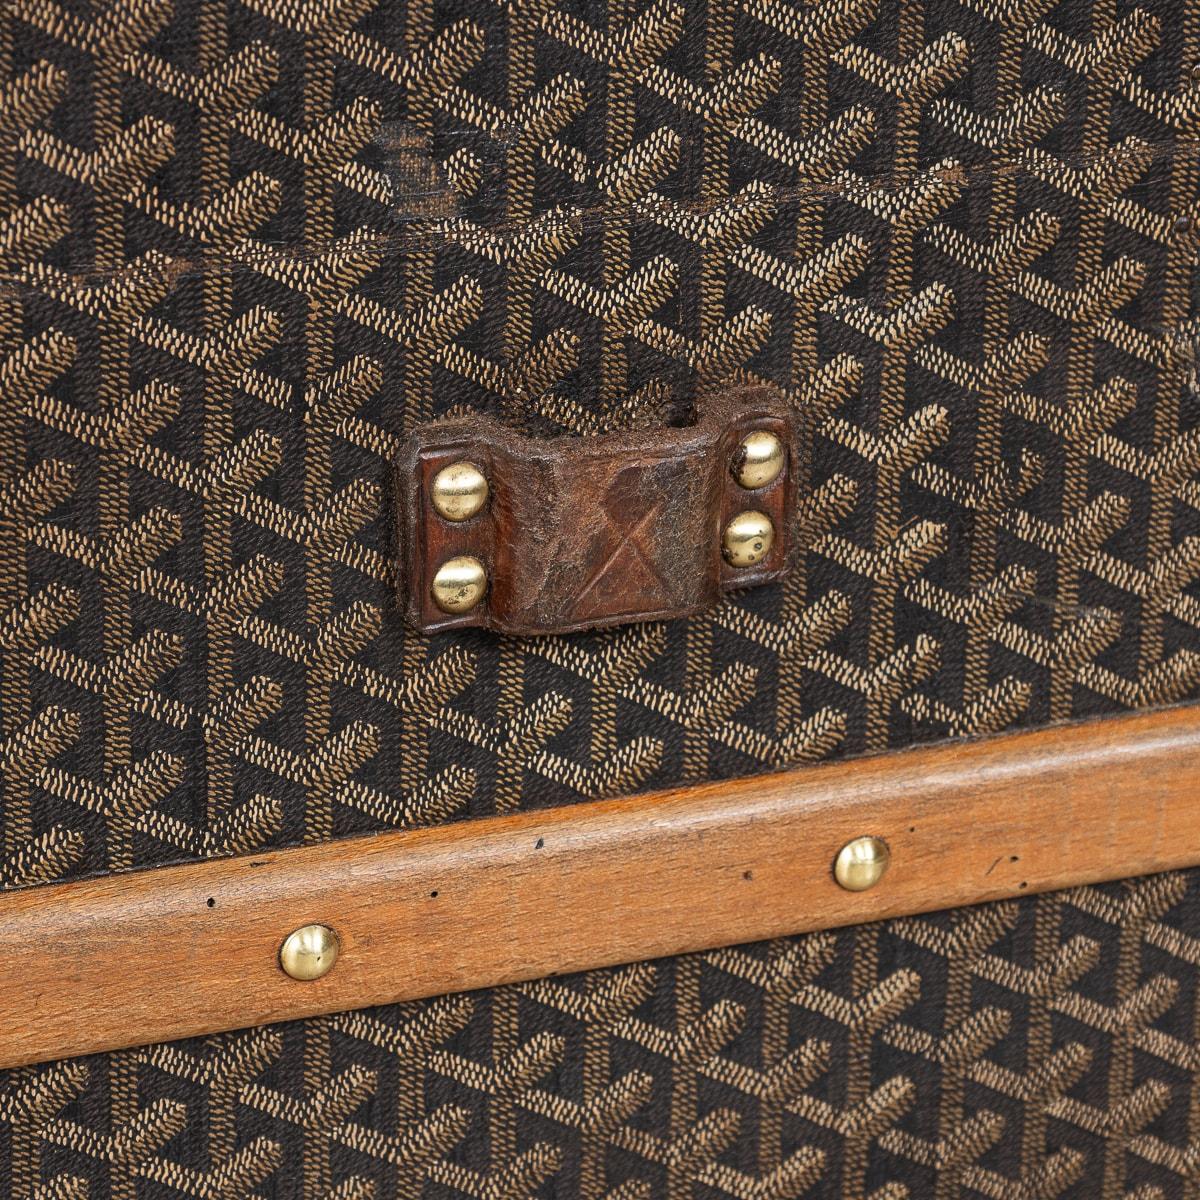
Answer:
[{"xmin": 399, "ymin": 387, "xmax": 796, "ymax": 634}]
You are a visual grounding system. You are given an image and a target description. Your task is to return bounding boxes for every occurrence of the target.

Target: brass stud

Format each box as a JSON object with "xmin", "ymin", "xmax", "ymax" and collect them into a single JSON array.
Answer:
[
  {"xmin": 431, "ymin": 461, "xmax": 489, "ymax": 522},
  {"xmin": 833, "ymin": 836, "xmax": 890, "ymax": 892},
  {"xmin": 280, "ymin": 924, "xmax": 339, "ymax": 981},
  {"xmin": 432, "ymin": 555, "xmax": 488, "ymax": 614},
  {"xmin": 734, "ymin": 429, "xmax": 785, "ymax": 490},
  {"xmin": 722, "ymin": 510, "xmax": 774, "ymax": 568}
]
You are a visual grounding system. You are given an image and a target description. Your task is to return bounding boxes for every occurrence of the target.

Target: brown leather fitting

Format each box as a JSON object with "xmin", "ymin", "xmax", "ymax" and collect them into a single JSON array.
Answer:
[{"xmin": 395, "ymin": 386, "xmax": 799, "ymax": 636}]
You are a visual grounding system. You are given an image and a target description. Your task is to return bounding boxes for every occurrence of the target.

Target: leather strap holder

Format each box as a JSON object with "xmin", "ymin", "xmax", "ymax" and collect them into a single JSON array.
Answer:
[{"xmin": 396, "ymin": 385, "xmax": 797, "ymax": 636}]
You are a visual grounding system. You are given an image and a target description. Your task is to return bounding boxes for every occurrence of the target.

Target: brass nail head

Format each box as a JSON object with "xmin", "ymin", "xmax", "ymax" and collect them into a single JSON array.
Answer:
[
  {"xmin": 834, "ymin": 836, "xmax": 890, "ymax": 892},
  {"xmin": 280, "ymin": 924, "xmax": 339, "ymax": 981},
  {"xmin": 432, "ymin": 555, "xmax": 488, "ymax": 613},
  {"xmin": 734, "ymin": 430, "xmax": 785, "ymax": 489},
  {"xmin": 431, "ymin": 461, "xmax": 489, "ymax": 522},
  {"xmin": 722, "ymin": 510, "xmax": 774, "ymax": 567}
]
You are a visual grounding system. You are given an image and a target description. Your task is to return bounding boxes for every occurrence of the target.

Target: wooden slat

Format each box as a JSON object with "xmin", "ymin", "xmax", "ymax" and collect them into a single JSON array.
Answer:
[{"xmin": 4, "ymin": 704, "xmax": 1200, "ymax": 1069}]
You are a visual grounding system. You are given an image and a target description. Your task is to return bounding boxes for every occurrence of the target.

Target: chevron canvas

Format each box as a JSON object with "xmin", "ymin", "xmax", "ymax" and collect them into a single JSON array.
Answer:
[{"xmin": 2, "ymin": 0, "xmax": 1200, "ymax": 1194}]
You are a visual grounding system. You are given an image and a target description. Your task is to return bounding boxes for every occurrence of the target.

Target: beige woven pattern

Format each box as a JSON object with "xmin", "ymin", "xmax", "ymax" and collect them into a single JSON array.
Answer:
[{"xmin": 1, "ymin": 0, "xmax": 1199, "ymax": 1194}]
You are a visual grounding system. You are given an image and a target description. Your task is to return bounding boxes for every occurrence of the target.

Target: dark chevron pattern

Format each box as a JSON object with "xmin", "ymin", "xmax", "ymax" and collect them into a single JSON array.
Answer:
[{"xmin": 1, "ymin": 0, "xmax": 1200, "ymax": 1193}]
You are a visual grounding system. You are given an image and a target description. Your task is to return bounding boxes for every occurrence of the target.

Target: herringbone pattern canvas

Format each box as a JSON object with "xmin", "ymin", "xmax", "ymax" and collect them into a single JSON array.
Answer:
[{"xmin": 2, "ymin": 0, "xmax": 1200, "ymax": 1193}]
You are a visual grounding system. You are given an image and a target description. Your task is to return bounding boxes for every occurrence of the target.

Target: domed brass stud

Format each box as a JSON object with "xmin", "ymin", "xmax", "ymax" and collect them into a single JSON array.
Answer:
[
  {"xmin": 734, "ymin": 430, "xmax": 785, "ymax": 490},
  {"xmin": 722, "ymin": 510, "xmax": 774, "ymax": 568},
  {"xmin": 280, "ymin": 924, "xmax": 339, "ymax": 981},
  {"xmin": 432, "ymin": 555, "xmax": 487, "ymax": 614},
  {"xmin": 834, "ymin": 836, "xmax": 890, "ymax": 892},
  {"xmin": 431, "ymin": 461, "xmax": 489, "ymax": 522}
]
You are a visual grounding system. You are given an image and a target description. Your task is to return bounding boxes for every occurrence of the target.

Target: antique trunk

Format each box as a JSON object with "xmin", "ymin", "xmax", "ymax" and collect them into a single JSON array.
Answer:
[{"xmin": 2, "ymin": 0, "xmax": 1200, "ymax": 1196}]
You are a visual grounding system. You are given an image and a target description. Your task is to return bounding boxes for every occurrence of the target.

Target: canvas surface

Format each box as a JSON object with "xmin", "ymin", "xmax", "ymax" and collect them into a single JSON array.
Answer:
[{"xmin": 2, "ymin": 0, "xmax": 1200, "ymax": 1194}]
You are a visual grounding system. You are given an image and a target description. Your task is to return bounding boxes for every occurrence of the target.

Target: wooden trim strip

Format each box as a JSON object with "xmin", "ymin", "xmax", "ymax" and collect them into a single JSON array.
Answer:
[{"xmin": 4, "ymin": 704, "xmax": 1200, "ymax": 1069}]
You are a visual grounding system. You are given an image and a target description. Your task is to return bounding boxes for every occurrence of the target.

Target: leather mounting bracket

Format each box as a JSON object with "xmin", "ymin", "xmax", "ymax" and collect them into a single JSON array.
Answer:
[{"xmin": 396, "ymin": 385, "xmax": 798, "ymax": 636}]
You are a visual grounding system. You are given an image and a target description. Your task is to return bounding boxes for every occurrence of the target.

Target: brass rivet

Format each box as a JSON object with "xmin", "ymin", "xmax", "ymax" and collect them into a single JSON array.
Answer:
[
  {"xmin": 431, "ymin": 461, "xmax": 489, "ymax": 522},
  {"xmin": 432, "ymin": 555, "xmax": 487, "ymax": 614},
  {"xmin": 280, "ymin": 924, "xmax": 339, "ymax": 981},
  {"xmin": 734, "ymin": 430, "xmax": 785, "ymax": 489},
  {"xmin": 722, "ymin": 510, "xmax": 774, "ymax": 567},
  {"xmin": 834, "ymin": 836, "xmax": 890, "ymax": 892}
]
